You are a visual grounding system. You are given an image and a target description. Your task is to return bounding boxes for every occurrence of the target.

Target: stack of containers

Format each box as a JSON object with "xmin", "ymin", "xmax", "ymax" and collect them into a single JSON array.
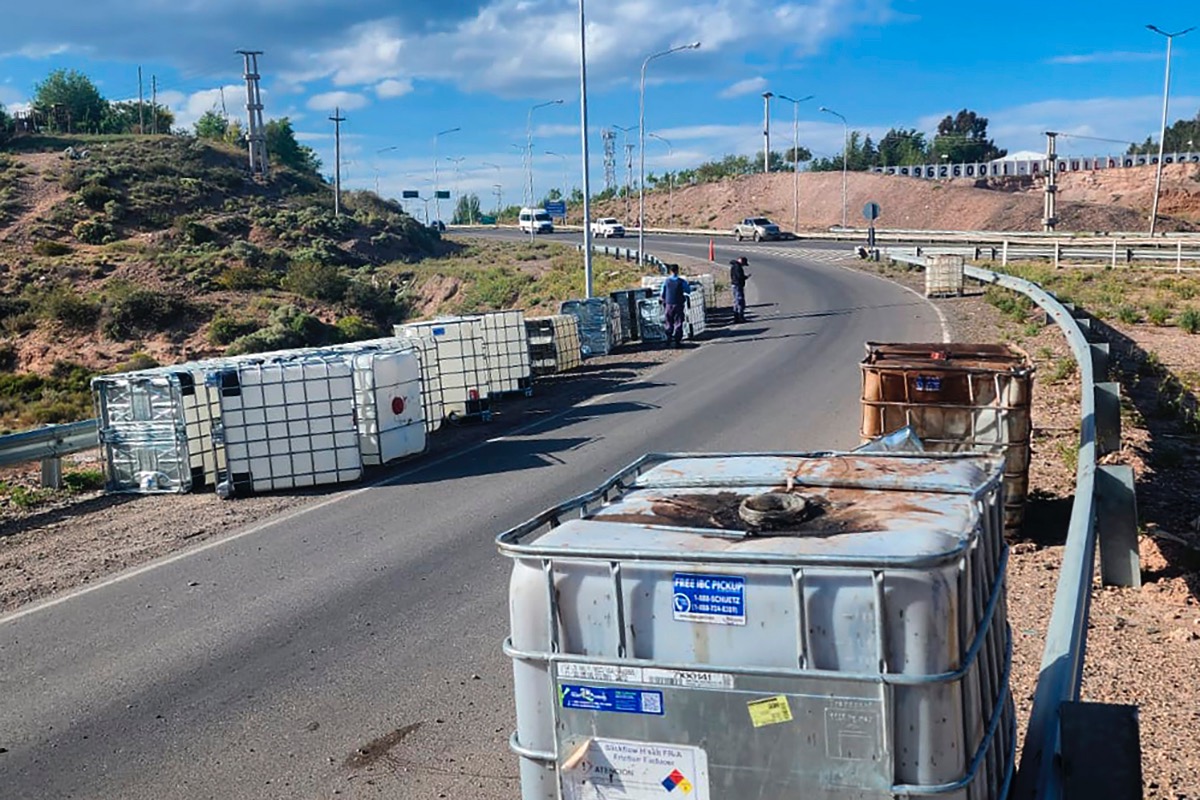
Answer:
[
  {"xmin": 860, "ymin": 342, "xmax": 1034, "ymax": 534},
  {"xmin": 560, "ymin": 298, "xmax": 623, "ymax": 357},
  {"xmin": 641, "ymin": 273, "xmax": 715, "ymax": 316},
  {"xmin": 636, "ymin": 296, "xmax": 667, "ymax": 342},
  {"xmin": 480, "ymin": 310, "xmax": 534, "ymax": 397},
  {"xmin": 397, "ymin": 318, "xmax": 492, "ymax": 422},
  {"xmin": 609, "ymin": 288, "xmax": 655, "ymax": 341},
  {"xmin": 499, "ymin": 451, "xmax": 1015, "ymax": 800},
  {"xmin": 525, "ymin": 315, "xmax": 583, "ymax": 377}
]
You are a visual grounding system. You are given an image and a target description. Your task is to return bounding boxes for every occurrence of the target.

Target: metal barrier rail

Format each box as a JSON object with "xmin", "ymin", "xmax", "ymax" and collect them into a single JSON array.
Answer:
[
  {"xmin": 0, "ymin": 419, "xmax": 100, "ymax": 487},
  {"xmin": 888, "ymin": 250, "xmax": 1134, "ymax": 800},
  {"xmin": 901, "ymin": 243, "xmax": 1200, "ymax": 270}
]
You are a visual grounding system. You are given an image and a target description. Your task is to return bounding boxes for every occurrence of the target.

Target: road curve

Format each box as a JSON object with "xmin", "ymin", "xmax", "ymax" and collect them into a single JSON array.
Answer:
[{"xmin": 0, "ymin": 240, "xmax": 944, "ymax": 799}]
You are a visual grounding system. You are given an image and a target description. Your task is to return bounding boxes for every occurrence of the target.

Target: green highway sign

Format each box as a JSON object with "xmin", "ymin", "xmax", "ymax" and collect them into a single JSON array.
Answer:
[
  {"xmin": 435, "ymin": 190, "xmax": 451, "ymax": 199},
  {"xmin": 402, "ymin": 190, "xmax": 419, "ymax": 199}
]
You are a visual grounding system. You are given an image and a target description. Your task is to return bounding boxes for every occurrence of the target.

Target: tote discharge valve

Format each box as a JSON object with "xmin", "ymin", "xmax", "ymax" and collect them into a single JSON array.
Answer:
[{"xmin": 498, "ymin": 452, "xmax": 1014, "ymax": 800}]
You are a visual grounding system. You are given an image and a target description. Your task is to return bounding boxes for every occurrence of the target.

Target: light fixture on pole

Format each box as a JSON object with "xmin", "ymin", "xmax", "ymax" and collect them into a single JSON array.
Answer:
[
  {"xmin": 527, "ymin": 99, "xmax": 564, "ymax": 242},
  {"xmin": 762, "ymin": 91, "xmax": 774, "ymax": 173},
  {"xmin": 819, "ymin": 106, "xmax": 849, "ymax": 229},
  {"xmin": 1147, "ymin": 24, "xmax": 1195, "ymax": 235},
  {"xmin": 375, "ymin": 145, "xmax": 399, "ymax": 196},
  {"xmin": 639, "ymin": 41, "xmax": 700, "ymax": 266},
  {"xmin": 446, "ymin": 156, "xmax": 466, "ymax": 222},
  {"xmin": 648, "ymin": 132, "xmax": 674, "ymax": 228},
  {"xmin": 578, "ymin": 0, "xmax": 595, "ymax": 297},
  {"xmin": 777, "ymin": 93, "xmax": 814, "ymax": 234},
  {"xmin": 482, "ymin": 161, "xmax": 502, "ymax": 215},
  {"xmin": 433, "ymin": 126, "xmax": 461, "ymax": 223}
]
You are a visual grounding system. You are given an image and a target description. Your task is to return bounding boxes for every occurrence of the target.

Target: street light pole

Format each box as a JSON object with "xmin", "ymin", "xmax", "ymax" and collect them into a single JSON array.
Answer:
[
  {"xmin": 446, "ymin": 156, "xmax": 466, "ymax": 223},
  {"xmin": 579, "ymin": 0, "xmax": 595, "ymax": 297},
  {"xmin": 433, "ymin": 126, "xmax": 460, "ymax": 223},
  {"xmin": 612, "ymin": 123, "xmax": 636, "ymax": 222},
  {"xmin": 778, "ymin": 93, "xmax": 814, "ymax": 234},
  {"xmin": 820, "ymin": 106, "xmax": 849, "ymax": 229},
  {"xmin": 762, "ymin": 91, "xmax": 774, "ymax": 174},
  {"xmin": 482, "ymin": 161, "xmax": 501, "ymax": 216},
  {"xmin": 639, "ymin": 41, "xmax": 700, "ymax": 266},
  {"xmin": 648, "ymin": 133, "xmax": 674, "ymax": 228},
  {"xmin": 1147, "ymin": 24, "xmax": 1195, "ymax": 235},
  {"xmin": 375, "ymin": 145, "xmax": 399, "ymax": 197},
  {"xmin": 544, "ymin": 151, "xmax": 568, "ymax": 205},
  {"xmin": 527, "ymin": 99, "xmax": 564, "ymax": 242}
]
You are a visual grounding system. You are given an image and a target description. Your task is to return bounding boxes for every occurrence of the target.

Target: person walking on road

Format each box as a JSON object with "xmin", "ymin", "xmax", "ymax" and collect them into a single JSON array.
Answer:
[
  {"xmin": 730, "ymin": 256, "xmax": 751, "ymax": 322},
  {"xmin": 660, "ymin": 264, "xmax": 691, "ymax": 348}
]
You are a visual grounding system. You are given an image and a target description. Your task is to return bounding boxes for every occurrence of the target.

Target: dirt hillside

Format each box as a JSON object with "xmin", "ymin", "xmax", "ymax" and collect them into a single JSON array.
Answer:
[{"xmin": 593, "ymin": 166, "xmax": 1199, "ymax": 234}]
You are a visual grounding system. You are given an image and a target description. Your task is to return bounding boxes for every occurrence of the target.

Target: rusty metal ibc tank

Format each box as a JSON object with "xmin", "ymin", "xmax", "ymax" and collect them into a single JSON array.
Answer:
[
  {"xmin": 861, "ymin": 343, "xmax": 1034, "ymax": 535},
  {"xmin": 498, "ymin": 452, "xmax": 1015, "ymax": 800}
]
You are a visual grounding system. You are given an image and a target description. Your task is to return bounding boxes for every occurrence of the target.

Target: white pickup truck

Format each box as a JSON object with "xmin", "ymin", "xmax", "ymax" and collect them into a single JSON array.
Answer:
[{"xmin": 590, "ymin": 217, "xmax": 625, "ymax": 238}]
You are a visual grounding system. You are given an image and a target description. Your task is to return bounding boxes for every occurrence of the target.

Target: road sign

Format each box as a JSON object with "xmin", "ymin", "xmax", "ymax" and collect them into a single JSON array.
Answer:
[
  {"xmin": 401, "ymin": 190, "xmax": 419, "ymax": 199},
  {"xmin": 863, "ymin": 202, "xmax": 881, "ymax": 221},
  {"xmin": 479, "ymin": 215, "xmax": 496, "ymax": 225},
  {"xmin": 435, "ymin": 190, "xmax": 451, "ymax": 199},
  {"xmin": 544, "ymin": 201, "xmax": 567, "ymax": 217}
]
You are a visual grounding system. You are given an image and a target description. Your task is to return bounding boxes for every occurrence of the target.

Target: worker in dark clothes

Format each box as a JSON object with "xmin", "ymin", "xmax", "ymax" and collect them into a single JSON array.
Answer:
[
  {"xmin": 730, "ymin": 256, "xmax": 751, "ymax": 322},
  {"xmin": 660, "ymin": 264, "xmax": 691, "ymax": 348}
]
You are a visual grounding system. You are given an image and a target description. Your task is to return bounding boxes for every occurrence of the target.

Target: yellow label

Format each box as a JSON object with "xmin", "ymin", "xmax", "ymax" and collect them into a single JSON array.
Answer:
[{"xmin": 747, "ymin": 695, "xmax": 793, "ymax": 728}]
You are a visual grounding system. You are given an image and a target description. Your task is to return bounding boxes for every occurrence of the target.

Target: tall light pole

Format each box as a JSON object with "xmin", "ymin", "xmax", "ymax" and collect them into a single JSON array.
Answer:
[
  {"xmin": 446, "ymin": 156, "xmax": 466, "ymax": 223},
  {"xmin": 544, "ymin": 150, "xmax": 568, "ymax": 204},
  {"xmin": 527, "ymin": 99, "xmax": 563, "ymax": 242},
  {"xmin": 482, "ymin": 161, "xmax": 502, "ymax": 217},
  {"xmin": 762, "ymin": 91, "xmax": 774, "ymax": 173},
  {"xmin": 820, "ymin": 106, "xmax": 849, "ymax": 229},
  {"xmin": 578, "ymin": 0, "xmax": 595, "ymax": 297},
  {"xmin": 433, "ymin": 126, "xmax": 460, "ymax": 223},
  {"xmin": 639, "ymin": 41, "xmax": 700, "ymax": 265},
  {"xmin": 613, "ymin": 123, "xmax": 637, "ymax": 221},
  {"xmin": 648, "ymin": 132, "xmax": 674, "ymax": 228},
  {"xmin": 777, "ymin": 93, "xmax": 814, "ymax": 233},
  {"xmin": 375, "ymin": 145, "xmax": 398, "ymax": 196},
  {"xmin": 1147, "ymin": 24, "xmax": 1195, "ymax": 235}
]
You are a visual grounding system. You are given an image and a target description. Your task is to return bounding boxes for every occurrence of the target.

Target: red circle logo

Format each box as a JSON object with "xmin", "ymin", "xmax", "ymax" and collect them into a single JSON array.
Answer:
[{"xmin": 391, "ymin": 397, "xmax": 405, "ymax": 416}]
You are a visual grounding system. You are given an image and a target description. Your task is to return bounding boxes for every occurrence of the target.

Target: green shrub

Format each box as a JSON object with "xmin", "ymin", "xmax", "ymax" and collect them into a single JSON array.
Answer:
[
  {"xmin": 0, "ymin": 482, "xmax": 50, "ymax": 509},
  {"xmin": 1115, "ymin": 305, "xmax": 1141, "ymax": 324},
  {"xmin": 102, "ymin": 290, "xmax": 190, "ymax": 340},
  {"xmin": 32, "ymin": 239, "xmax": 72, "ymax": 257},
  {"xmin": 118, "ymin": 353, "xmax": 159, "ymax": 372},
  {"xmin": 182, "ymin": 220, "xmax": 218, "ymax": 246},
  {"xmin": 103, "ymin": 199, "xmax": 126, "ymax": 221},
  {"xmin": 1177, "ymin": 307, "xmax": 1200, "ymax": 334},
  {"xmin": 1049, "ymin": 357, "xmax": 1077, "ymax": 383},
  {"xmin": 0, "ymin": 296, "xmax": 31, "ymax": 321},
  {"xmin": 78, "ymin": 182, "xmax": 121, "ymax": 211},
  {"xmin": 208, "ymin": 313, "xmax": 260, "ymax": 345},
  {"xmin": 344, "ymin": 278, "xmax": 397, "ymax": 322},
  {"xmin": 63, "ymin": 469, "xmax": 105, "ymax": 492},
  {"xmin": 984, "ymin": 286, "xmax": 1031, "ymax": 322},
  {"xmin": 1146, "ymin": 303, "xmax": 1172, "ymax": 326},
  {"xmin": 73, "ymin": 217, "xmax": 114, "ymax": 245},
  {"xmin": 225, "ymin": 327, "xmax": 299, "ymax": 356},
  {"xmin": 283, "ymin": 261, "xmax": 348, "ymax": 302},
  {"xmin": 215, "ymin": 264, "xmax": 278, "ymax": 291},
  {"xmin": 334, "ymin": 315, "xmax": 380, "ymax": 342},
  {"xmin": 36, "ymin": 285, "xmax": 101, "ymax": 329}
]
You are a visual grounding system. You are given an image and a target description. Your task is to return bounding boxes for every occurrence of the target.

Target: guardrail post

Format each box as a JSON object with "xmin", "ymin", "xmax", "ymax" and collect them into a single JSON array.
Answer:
[
  {"xmin": 41, "ymin": 456, "xmax": 63, "ymax": 489},
  {"xmin": 1096, "ymin": 465, "xmax": 1141, "ymax": 588},
  {"xmin": 1090, "ymin": 342, "xmax": 1110, "ymax": 378},
  {"xmin": 1054, "ymin": 240, "xmax": 1061, "ymax": 269},
  {"xmin": 1178, "ymin": 241, "xmax": 1184, "ymax": 274},
  {"xmin": 1095, "ymin": 382, "xmax": 1121, "ymax": 454},
  {"xmin": 1060, "ymin": 701, "xmax": 1142, "ymax": 798},
  {"xmin": 1111, "ymin": 239, "xmax": 1118, "ymax": 270},
  {"xmin": 1002, "ymin": 240, "xmax": 1009, "ymax": 267}
]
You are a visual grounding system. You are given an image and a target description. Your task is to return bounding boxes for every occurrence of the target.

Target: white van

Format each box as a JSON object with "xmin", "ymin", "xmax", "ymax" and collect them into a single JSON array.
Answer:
[{"xmin": 518, "ymin": 207, "xmax": 554, "ymax": 234}]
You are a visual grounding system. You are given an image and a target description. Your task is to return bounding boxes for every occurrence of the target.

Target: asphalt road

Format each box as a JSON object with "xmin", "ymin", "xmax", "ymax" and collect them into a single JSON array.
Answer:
[{"xmin": 0, "ymin": 237, "xmax": 944, "ymax": 799}]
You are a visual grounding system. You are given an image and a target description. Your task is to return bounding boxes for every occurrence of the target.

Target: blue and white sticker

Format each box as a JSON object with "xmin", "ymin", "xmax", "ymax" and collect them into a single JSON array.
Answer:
[
  {"xmin": 914, "ymin": 375, "xmax": 942, "ymax": 392},
  {"xmin": 560, "ymin": 684, "xmax": 664, "ymax": 715},
  {"xmin": 672, "ymin": 573, "xmax": 746, "ymax": 626}
]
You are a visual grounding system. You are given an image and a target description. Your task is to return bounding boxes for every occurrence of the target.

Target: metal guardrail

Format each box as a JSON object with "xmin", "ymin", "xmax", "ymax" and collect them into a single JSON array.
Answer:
[
  {"xmin": 902, "ymin": 242, "xmax": 1200, "ymax": 271},
  {"xmin": 888, "ymin": 250, "xmax": 1137, "ymax": 800},
  {"xmin": 0, "ymin": 419, "xmax": 100, "ymax": 487}
]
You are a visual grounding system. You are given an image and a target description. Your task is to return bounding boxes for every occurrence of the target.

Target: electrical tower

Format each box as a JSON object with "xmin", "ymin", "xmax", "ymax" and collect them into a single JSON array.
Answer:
[
  {"xmin": 601, "ymin": 128, "xmax": 617, "ymax": 193},
  {"xmin": 237, "ymin": 50, "xmax": 269, "ymax": 178}
]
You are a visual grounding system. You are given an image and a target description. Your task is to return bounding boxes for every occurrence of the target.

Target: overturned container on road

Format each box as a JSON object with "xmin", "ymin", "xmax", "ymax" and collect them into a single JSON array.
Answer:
[
  {"xmin": 499, "ymin": 451, "xmax": 1015, "ymax": 800},
  {"xmin": 610, "ymin": 287, "xmax": 656, "ymax": 341},
  {"xmin": 398, "ymin": 318, "xmax": 492, "ymax": 422},
  {"xmin": 480, "ymin": 310, "xmax": 534, "ymax": 397},
  {"xmin": 525, "ymin": 314, "xmax": 582, "ymax": 377},
  {"xmin": 861, "ymin": 342, "xmax": 1034, "ymax": 534}
]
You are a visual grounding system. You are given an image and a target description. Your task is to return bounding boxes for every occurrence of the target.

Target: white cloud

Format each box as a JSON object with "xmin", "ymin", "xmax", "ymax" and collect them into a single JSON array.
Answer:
[
  {"xmin": 719, "ymin": 76, "xmax": 768, "ymax": 99},
  {"xmin": 1048, "ymin": 51, "xmax": 1161, "ymax": 65},
  {"xmin": 167, "ymin": 84, "xmax": 249, "ymax": 130},
  {"xmin": 375, "ymin": 78, "xmax": 413, "ymax": 99},
  {"xmin": 307, "ymin": 91, "xmax": 370, "ymax": 111},
  {"xmin": 4, "ymin": 42, "xmax": 73, "ymax": 59},
  {"xmin": 986, "ymin": 95, "xmax": 1200, "ymax": 154}
]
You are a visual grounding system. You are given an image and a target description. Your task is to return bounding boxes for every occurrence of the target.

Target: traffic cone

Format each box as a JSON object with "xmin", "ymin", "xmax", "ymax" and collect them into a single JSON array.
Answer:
[{"xmin": 708, "ymin": 239, "xmax": 715, "ymax": 261}]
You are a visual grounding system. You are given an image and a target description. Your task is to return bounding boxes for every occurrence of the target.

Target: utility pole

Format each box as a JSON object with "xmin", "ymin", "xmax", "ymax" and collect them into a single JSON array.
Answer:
[
  {"xmin": 602, "ymin": 128, "xmax": 617, "ymax": 194},
  {"xmin": 137, "ymin": 67, "xmax": 145, "ymax": 134},
  {"xmin": 762, "ymin": 91, "xmax": 774, "ymax": 173},
  {"xmin": 330, "ymin": 107, "xmax": 345, "ymax": 216},
  {"xmin": 625, "ymin": 143, "xmax": 635, "ymax": 222},
  {"xmin": 578, "ymin": 0, "xmax": 595, "ymax": 298},
  {"xmin": 1147, "ymin": 25, "xmax": 1195, "ymax": 235},
  {"xmin": 237, "ymin": 50, "xmax": 269, "ymax": 178},
  {"xmin": 151, "ymin": 76, "xmax": 158, "ymax": 134},
  {"xmin": 1043, "ymin": 131, "xmax": 1058, "ymax": 232}
]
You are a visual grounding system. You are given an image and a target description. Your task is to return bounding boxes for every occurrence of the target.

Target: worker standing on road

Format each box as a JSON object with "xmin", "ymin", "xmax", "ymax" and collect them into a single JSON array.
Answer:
[
  {"xmin": 660, "ymin": 263, "xmax": 691, "ymax": 348},
  {"xmin": 730, "ymin": 256, "xmax": 751, "ymax": 322}
]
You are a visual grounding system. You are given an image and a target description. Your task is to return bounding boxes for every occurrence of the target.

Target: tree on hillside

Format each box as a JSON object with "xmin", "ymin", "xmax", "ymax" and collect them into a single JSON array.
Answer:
[
  {"xmin": 1127, "ymin": 112, "xmax": 1200, "ymax": 154},
  {"xmin": 33, "ymin": 69, "xmax": 108, "ymax": 134},
  {"xmin": 784, "ymin": 145, "xmax": 813, "ymax": 165},
  {"xmin": 194, "ymin": 110, "xmax": 229, "ymax": 140},
  {"xmin": 877, "ymin": 128, "xmax": 930, "ymax": 166},
  {"xmin": 931, "ymin": 109, "xmax": 1006, "ymax": 163},
  {"xmin": 0, "ymin": 104, "xmax": 10, "ymax": 145},
  {"xmin": 452, "ymin": 193, "xmax": 482, "ymax": 224},
  {"xmin": 101, "ymin": 101, "xmax": 175, "ymax": 135},
  {"xmin": 265, "ymin": 117, "xmax": 321, "ymax": 174}
]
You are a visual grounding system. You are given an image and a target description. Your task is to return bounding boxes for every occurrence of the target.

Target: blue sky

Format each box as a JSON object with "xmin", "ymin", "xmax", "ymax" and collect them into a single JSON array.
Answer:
[{"xmin": 2, "ymin": 1, "xmax": 1198, "ymax": 207}]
